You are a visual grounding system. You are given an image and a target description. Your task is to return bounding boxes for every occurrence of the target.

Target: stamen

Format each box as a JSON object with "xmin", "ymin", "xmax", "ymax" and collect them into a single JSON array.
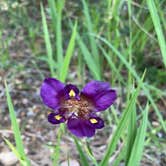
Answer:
[
  {"xmin": 90, "ymin": 118, "xmax": 98, "ymax": 124},
  {"xmin": 69, "ymin": 89, "xmax": 76, "ymax": 97},
  {"xmin": 54, "ymin": 115, "xmax": 62, "ymax": 120}
]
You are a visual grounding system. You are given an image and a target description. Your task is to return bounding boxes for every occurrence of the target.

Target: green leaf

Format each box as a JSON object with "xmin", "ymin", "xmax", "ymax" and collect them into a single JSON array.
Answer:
[
  {"xmin": 52, "ymin": 127, "xmax": 62, "ymax": 166},
  {"xmin": 48, "ymin": 0, "xmax": 57, "ymax": 34},
  {"xmin": 81, "ymin": 0, "xmax": 100, "ymax": 72},
  {"xmin": 3, "ymin": 138, "xmax": 28, "ymax": 166},
  {"xmin": 125, "ymin": 102, "xmax": 137, "ymax": 164},
  {"xmin": 77, "ymin": 32, "xmax": 100, "ymax": 80},
  {"xmin": 127, "ymin": 104, "xmax": 149, "ymax": 166},
  {"xmin": 5, "ymin": 81, "xmax": 30, "ymax": 166},
  {"xmin": 95, "ymin": 35, "xmax": 166, "ymax": 132},
  {"xmin": 55, "ymin": 0, "xmax": 65, "ymax": 72},
  {"xmin": 99, "ymin": 72, "xmax": 146, "ymax": 166},
  {"xmin": 41, "ymin": 3, "xmax": 55, "ymax": 76},
  {"xmin": 60, "ymin": 21, "xmax": 77, "ymax": 82},
  {"xmin": 146, "ymin": 0, "xmax": 166, "ymax": 67},
  {"xmin": 74, "ymin": 137, "xmax": 90, "ymax": 166}
]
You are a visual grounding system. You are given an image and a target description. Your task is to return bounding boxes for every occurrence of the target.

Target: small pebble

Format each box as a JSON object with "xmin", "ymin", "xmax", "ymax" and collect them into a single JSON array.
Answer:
[{"xmin": 0, "ymin": 152, "xmax": 18, "ymax": 166}]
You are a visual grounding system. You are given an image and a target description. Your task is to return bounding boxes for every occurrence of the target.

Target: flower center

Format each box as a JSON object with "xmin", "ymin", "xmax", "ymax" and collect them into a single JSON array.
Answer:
[{"xmin": 61, "ymin": 96, "xmax": 93, "ymax": 118}]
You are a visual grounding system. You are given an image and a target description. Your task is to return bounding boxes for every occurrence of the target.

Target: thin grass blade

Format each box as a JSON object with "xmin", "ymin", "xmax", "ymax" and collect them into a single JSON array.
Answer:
[
  {"xmin": 60, "ymin": 21, "xmax": 77, "ymax": 82},
  {"xmin": 127, "ymin": 103, "xmax": 149, "ymax": 166},
  {"xmin": 125, "ymin": 102, "xmax": 137, "ymax": 164},
  {"xmin": 5, "ymin": 81, "xmax": 30, "ymax": 165},
  {"xmin": 41, "ymin": 3, "xmax": 55, "ymax": 76},
  {"xmin": 146, "ymin": 0, "xmax": 166, "ymax": 67},
  {"xmin": 74, "ymin": 137, "xmax": 90, "ymax": 166},
  {"xmin": 48, "ymin": 0, "xmax": 57, "ymax": 34},
  {"xmin": 3, "ymin": 138, "xmax": 28, "ymax": 166},
  {"xmin": 77, "ymin": 32, "xmax": 100, "ymax": 80},
  {"xmin": 99, "ymin": 72, "xmax": 146, "ymax": 166},
  {"xmin": 55, "ymin": 0, "xmax": 65, "ymax": 72},
  {"xmin": 81, "ymin": 0, "xmax": 100, "ymax": 72},
  {"xmin": 52, "ymin": 127, "xmax": 62, "ymax": 166},
  {"xmin": 95, "ymin": 35, "xmax": 166, "ymax": 132},
  {"xmin": 98, "ymin": 45, "xmax": 124, "ymax": 83}
]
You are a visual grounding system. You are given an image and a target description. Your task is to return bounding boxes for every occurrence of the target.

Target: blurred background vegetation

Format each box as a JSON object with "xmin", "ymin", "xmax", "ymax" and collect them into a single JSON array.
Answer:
[{"xmin": 0, "ymin": 0, "xmax": 166, "ymax": 166}]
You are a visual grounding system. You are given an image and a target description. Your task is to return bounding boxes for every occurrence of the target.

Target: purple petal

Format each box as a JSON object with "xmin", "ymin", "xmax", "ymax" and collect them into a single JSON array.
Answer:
[
  {"xmin": 88, "ymin": 116, "xmax": 104, "ymax": 129},
  {"xmin": 82, "ymin": 80, "xmax": 110, "ymax": 96},
  {"xmin": 48, "ymin": 112, "xmax": 66, "ymax": 124},
  {"xmin": 40, "ymin": 78, "xmax": 65, "ymax": 110},
  {"xmin": 67, "ymin": 117, "xmax": 95, "ymax": 137},
  {"xmin": 94, "ymin": 89, "xmax": 117, "ymax": 111},
  {"xmin": 64, "ymin": 84, "xmax": 79, "ymax": 100},
  {"xmin": 81, "ymin": 80, "xmax": 117, "ymax": 111}
]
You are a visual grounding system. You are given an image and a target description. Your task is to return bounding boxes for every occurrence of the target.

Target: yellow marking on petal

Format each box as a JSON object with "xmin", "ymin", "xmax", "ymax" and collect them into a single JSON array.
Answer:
[
  {"xmin": 90, "ymin": 118, "xmax": 98, "ymax": 124},
  {"xmin": 54, "ymin": 115, "xmax": 62, "ymax": 120},
  {"xmin": 69, "ymin": 89, "xmax": 76, "ymax": 97},
  {"xmin": 48, "ymin": 111, "xmax": 51, "ymax": 115}
]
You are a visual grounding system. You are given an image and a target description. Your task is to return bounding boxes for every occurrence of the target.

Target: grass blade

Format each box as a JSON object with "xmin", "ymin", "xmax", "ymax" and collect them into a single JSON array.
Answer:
[
  {"xmin": 74, "ymin": 137, "xmax": 90, "ymax": 166},
  {"xmin": 77, "ymin": 32, "xmax": 100, "ymax": 80},
  {"xmin": 55, "ymin": 0, "xmax": 65, "ymax": 71},
  {"xmin": 52, "ymin": 127, "xmax": 62, "ymax": 166},
  {"xmin": 99, "ymin": 72, "xmax": 146, "ymax": 166},
  {"xmin": 3, "ymin": 138, "xmax": 28, "ymax": 166},
  {"xmin": 48, "ymin": 0, "xmax": 57, "ymax": 35},
  {"xmin": 84, "ymin": 142, "xmax": 98, "ymax": 166},
  {"xmin": 127, "ymin": 103, "xmax": 149, "ymax": 166},
  {"xmin": 5, "ymin": 81, "xmax": 30, "ymax": 166},
  {"xmin": 95, "ymin": 35, "xmax": 166, "ymax": 132},
  {"xmin": 125, "ymin": 1, "xmax": 137, "ymax": 163},
  {"xmin": 41, "ymin": 3, "xmax": 55, "ymax": 76},
  {"xmin": 125, "ymin": 102, "xmax": 137, "ymax": 164},
  {"xmin": 98, "ymin": 45, "xmax": 124, "ymax": 84},
  {"xmin": 60, "ymin": 21, "xmax": 77, "ymax": 82},
  {"xmin": 146, "ymin": 0, "xmax": 166, "ymax": 67},
  {"xmin": 81, "ymin": 0, "xmax": 100, "ymax": 72}
]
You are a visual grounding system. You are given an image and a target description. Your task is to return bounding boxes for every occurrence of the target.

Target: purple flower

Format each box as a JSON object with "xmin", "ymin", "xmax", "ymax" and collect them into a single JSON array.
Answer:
[{"xmin": 40, "ymin": 78, "xmax": 117, "ymax": 138}]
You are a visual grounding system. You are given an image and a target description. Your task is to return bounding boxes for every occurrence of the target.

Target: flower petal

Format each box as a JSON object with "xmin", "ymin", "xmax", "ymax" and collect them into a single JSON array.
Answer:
[
  {"xmin": 94, "ymin": 89, "xmax": 117, "ymax": 111},
  {"xmin": 48, "ymin": 112, "xmax": 66, "ymax": 124},
  {"xmin": 81, "ymin": 80, "xmax": 117, "ymax": 111},
  {"xmin": 67, "ymin": 116, "xmax": 95, "ymax": 137},
  {"xmin": 82, "ymin": 80, "xmax": 110, "ymax": 96},
  {"xmin": 89, "ymin": 116, "xmax": 104, "ymax": 129},
  {"xmin": 40, "ymin": 78, "xmax": 65, "ymax": 110},
  {"xmin": 64, "ymin": 84, "xmax": 79, "ymax": 100}
]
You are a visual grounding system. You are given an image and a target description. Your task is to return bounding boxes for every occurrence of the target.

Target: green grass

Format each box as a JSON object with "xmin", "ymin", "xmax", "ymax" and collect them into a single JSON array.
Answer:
[
  {"xmin": 81, "ymin": 0, "xmax": 100, "ymax": 75},
  {"xmin": 146, "ymin": 0, "xmax": 166, "ymax": 68},
  {"xmin": 127, "ymin": 103, "xmax": 149, "ymax": 166},
  {"xmin": 55, "ymin": 0, "xmax": 65, "ymax": 71},
  {"xmin": 76, "ymin": 31, "xmax": 100, "ymax": 80},
  {"xmin": 5, "ymin": 81, "xmax": 30, "ymax": 166},
  {"xmin": 60, "ymin": 21, "xmax": 77, "ymax": 82},
  {"xmin": 95, "ymin": 35, "xmax": 166, "ymax": 132},
  {"xmin": 99, "ymin": 72, "xmax": 146, "ymax": 166},
  {"xmin": 51, "ymin": 127, "xmax": 63, "ymax": 166},
  {"xmin": 41, "ymin": 3, "xmax": 55, "ymax": 77},
  {"xmin": 74, "ymin": 137, "xmax": 90, "ymax": 166},
  {"xmin": 3, "ymin": 138, "xmax": 29, "ymax": 166}
]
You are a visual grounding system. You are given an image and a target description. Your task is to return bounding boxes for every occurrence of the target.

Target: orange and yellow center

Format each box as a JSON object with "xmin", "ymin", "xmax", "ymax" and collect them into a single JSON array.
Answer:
[{"xmin": 62, "ymin": 95, "xmax": 93, "ymax": 118}]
